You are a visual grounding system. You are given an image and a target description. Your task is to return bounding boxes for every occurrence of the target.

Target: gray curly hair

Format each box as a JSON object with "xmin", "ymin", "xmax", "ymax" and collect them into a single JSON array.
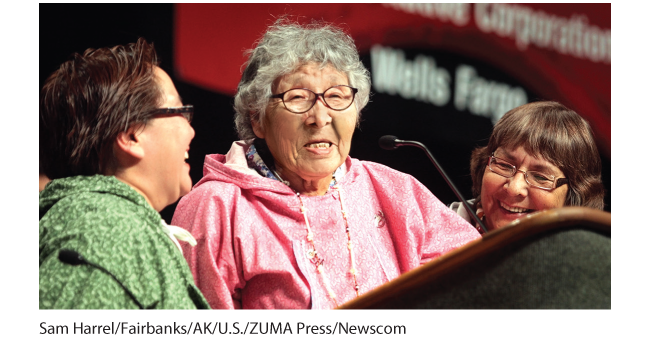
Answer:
[{"xmin": 233, "ymin": 18, "xmax": 371, "ymax": 141}]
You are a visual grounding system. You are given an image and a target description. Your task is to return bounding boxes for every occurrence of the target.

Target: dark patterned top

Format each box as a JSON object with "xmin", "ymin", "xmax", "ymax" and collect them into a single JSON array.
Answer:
[{"xmin": 39, "ymin": 175, "xmax": 209, "ymax": 309}]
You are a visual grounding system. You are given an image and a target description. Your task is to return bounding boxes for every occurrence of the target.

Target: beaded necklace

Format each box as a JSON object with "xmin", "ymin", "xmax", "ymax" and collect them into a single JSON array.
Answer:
[
  {"xmin": 275, "ymin": 169, "xmax": 359, "ymax": 307},
  {"xmin": 246, "ymin": 144, "xmax": 359, "ymax": 306}
]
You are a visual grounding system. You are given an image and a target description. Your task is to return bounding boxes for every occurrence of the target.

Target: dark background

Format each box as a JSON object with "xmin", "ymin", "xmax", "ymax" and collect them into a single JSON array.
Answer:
[{"xmin": 40, "ymin": 4, "xmax": 611, "ymax": 223}]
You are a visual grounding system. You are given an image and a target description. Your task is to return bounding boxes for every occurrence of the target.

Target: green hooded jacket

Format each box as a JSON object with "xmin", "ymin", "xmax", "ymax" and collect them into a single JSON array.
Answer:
[{"xmin": 39, "ymin": 175, "xmax": 209, "ymax": 309}]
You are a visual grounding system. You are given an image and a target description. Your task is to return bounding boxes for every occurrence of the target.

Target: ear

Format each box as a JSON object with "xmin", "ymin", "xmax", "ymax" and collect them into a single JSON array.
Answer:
[
  {"xmin": 251, "ymin": 112, "xmax": 265, "ymax": 139},
  {"xmin": 115, "ymin": 126, "xmax": 146, "ymax": 160}
]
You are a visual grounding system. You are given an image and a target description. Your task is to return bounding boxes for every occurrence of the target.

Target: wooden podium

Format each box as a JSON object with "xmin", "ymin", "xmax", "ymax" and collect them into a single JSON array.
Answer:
[{"xmin": 338, "ymin": 207, "xmax": 611, "ymax": 309}]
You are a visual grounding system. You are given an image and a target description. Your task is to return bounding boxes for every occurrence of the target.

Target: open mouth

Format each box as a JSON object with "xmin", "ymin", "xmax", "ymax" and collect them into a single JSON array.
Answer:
[
  {"xmin": 304, "ymin": 141, "xmax": 333, "ymax": 149},
  {"xmin": 184, "ymin": 151, "xmax": 189, "ymax": 161},
  {"xmin": 499, "ymin": 201, "xmax": 533, "ymax": 214}
]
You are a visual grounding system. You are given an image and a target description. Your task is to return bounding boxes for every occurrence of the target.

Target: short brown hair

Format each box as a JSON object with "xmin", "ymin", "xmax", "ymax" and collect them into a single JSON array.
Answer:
[
  {"xmin": 470, "ymin": 101, "xmax": 605, "ymax": 210},
  {"xmin": 40, "ymin": 38, "xmax": 161, "ymax": 179}
]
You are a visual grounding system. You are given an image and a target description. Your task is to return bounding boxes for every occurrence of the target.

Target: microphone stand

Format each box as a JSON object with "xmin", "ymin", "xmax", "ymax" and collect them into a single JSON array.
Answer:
[{"xmin": 381, "ymin": 136, "xmax": 488, "ymax": 234}]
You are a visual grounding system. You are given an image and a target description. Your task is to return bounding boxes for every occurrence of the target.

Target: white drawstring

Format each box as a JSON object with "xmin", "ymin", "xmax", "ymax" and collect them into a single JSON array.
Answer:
[{"xmin": 160, "ymin": 220, "xmax": 197, "ymax": 253}]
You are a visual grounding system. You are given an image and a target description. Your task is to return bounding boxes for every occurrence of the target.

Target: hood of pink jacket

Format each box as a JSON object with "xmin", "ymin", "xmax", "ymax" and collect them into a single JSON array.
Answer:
[{"xmin": 194, "ymin": 141, "xmax": 357, "ymax": 198}]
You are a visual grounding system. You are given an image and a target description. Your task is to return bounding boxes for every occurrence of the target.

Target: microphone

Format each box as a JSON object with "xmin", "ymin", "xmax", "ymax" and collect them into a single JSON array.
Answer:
[
  {"xmin": 378, "ymin": 135, "xmax": 488, "ymax": 233},
  {"xmin": 58, "ymin": 249, "xmax": 157, "ymax": 309}
]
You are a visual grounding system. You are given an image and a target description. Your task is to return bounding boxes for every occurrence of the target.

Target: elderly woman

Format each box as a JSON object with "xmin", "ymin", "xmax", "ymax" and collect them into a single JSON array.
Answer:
[
  {"xmin": 172, "ymin": 20, "xmax": 480, "ymax": 309},
  {"xmin": 450, "ymin": 101, "xmax": 605, "ymax": 233},
  {"xmin": 39, "ymin": 39, "xmax": 208, "ymax": 309}
]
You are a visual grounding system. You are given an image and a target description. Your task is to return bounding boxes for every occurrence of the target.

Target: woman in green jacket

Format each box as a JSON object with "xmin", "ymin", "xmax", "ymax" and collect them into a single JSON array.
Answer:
[{"xmin": 39, "ymin": 38, "xmax": 208, "ymax": 309}]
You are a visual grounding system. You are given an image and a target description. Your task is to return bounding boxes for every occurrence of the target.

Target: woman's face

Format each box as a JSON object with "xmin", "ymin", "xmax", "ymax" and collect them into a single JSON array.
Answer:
[
  {"xmin": 480, "ymin": 146, "xmax": 569, "ymax": 231},
  {"xmin": 133, "ymin": 67, "xmax": 195, "ymax": 211},
  {"xmin": 253, "ymin": 62, "xmax": 357, "ymax": 183}
]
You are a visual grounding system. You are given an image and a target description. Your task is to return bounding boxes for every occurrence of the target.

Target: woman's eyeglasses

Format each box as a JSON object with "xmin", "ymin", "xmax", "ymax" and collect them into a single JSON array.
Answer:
[
  {"xmin": 488, "ymin": 154, "xmax": 568, "ymax": 190},
  {"xmin": 153, "ymin": 105, "xmax": 194, "ymax": 123},
  {"xmin": 270, "ymin": 85, "xmax": 358, "ymax": 114}
]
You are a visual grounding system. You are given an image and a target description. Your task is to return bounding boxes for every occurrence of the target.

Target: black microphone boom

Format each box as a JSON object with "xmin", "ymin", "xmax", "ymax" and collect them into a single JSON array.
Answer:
[
  {"xmin": 378, "ymin": 135, "xmax": 400, "ymax": 150},
  {"xmin": 58, "ymin": 249, "xmax": 85, "ymax": 266},
  {"xmin": 58, "ymin": 249, "xmax": 155, "ymax": 309},
  {"xmin": 378, "ymin": 135, "xmax": 488, "ymax": 233}
]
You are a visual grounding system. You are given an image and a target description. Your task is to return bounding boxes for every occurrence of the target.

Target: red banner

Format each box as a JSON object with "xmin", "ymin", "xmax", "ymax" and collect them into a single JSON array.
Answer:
[{"xmin": 175, "ymin": 3, "xmax": 610, "ymax": 155}]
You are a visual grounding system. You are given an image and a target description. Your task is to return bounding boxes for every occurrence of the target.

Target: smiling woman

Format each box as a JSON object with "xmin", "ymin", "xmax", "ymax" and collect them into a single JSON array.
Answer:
[
  {"xmin": 252, "ymin": 62, "xmax": 358, "ymax": 195},
  {"xmin": 129, "ymin": 67, "xmax": 195, "ymax": 211},
  {"xmin": 451, "ymin": 101, "xmax": 605, "ymax": 233},
  {"xmin": 171, "ymin": 18, "xmax": 481, "ymax": 309},
  {"xmin": 39, "ymin": 38, "xmax": 208, "ymax": 309}
]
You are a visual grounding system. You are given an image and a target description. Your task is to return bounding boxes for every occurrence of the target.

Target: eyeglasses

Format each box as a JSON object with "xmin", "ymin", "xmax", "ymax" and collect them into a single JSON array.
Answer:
[
  {"xmin": 153, "ymin": 105, "xmax": 194, "ymax": 123},
  {"xmin": 488, "ymin": 154, "xmax": 568, "ymax": 190},
  {"xmin": 270, "ymin": 85, "xmax": 358, "ymax": 114}
]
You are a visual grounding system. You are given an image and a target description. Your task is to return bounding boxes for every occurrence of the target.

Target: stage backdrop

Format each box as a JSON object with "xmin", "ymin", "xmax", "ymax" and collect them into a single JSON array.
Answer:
[
  {"xmin": 172, "ymin": 3, "xmax": 610, "ymax": 210},
  {"xmin": 39, "ymin": 4, "xmax": 611, "ymax": 221}
]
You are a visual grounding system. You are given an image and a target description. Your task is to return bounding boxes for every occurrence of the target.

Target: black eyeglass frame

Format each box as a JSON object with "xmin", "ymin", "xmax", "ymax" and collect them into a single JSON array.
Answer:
[
  {"xmin": 270, "ymin": 85, "xmax": 358, "ymax": 114},
  {"xmin": 488, "ymin": 153, "xmax": 569, "ymax": 191},
  {"xmin": 153, "ymin": 105, "xmax": 194, "ymax": 123}
]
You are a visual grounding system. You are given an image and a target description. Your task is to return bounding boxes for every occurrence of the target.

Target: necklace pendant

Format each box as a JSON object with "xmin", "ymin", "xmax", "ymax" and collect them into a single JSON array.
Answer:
[
  {"xmin": 306, "ymin": 248, "xmax": 316, "ymax": 259},
  {"xmin": 374, "ymin": 210, "xmax": 385, "ymax": 228}
]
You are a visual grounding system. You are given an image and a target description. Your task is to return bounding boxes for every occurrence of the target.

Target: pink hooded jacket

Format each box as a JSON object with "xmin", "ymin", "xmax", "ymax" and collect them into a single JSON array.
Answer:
[{"xmin": 172, "ymin": 141, "xmax": 480, "ymax": 309}]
